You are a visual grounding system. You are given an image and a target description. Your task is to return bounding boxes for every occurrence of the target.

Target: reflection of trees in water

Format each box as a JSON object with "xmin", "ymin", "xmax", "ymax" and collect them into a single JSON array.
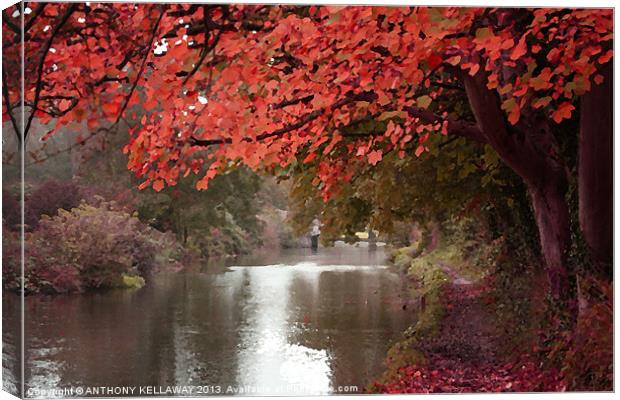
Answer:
[
  {"xmin": 18, "ymin": 255, "xmax": 416, "ymax": 394},
  {"xmin": 23, "ymin": 274, "xmax": 243, "ymax": 389},
  {"xmin": 3, "ymin": 294, "xmax": 22, "ymax": 396},
  {"xmin": 23, "ymin": 277, "xmax": 179, "ymax": 389},
  {"xmin": 175, "ymin": 270, "xmax": 245, "ymax": 387},
  {"xmin": 285, "ymin": 269, "xmax": 417, "ymax": 390}
]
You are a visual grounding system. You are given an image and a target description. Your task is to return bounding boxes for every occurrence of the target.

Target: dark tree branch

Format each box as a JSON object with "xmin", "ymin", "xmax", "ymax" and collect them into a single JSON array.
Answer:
[
  {"xmin": 23, "ymin": 3, "xmax": 77, "ymax": 143},
  {"xmin": 167, "ymin": 4, "xmax": 200, "ymax": 18},
  {"xmin": 2, "ymin": 66, "xmax": 21, "ymax": 143},
  {"xmin": 403, "ymin": 105, "xmax": 486, "ymax": 144},
  {"xmin": 111, "ymin": 6, "xmax": 166, "ymax": 126},
  {"xmin": 430, "ymin": 81, "xmax": 465, "ymax": 91},
  {"xmin": 25, "ymin": 6, "xmax": 164, "ymax": 161},
  {"xmin": 24, "ymin": 125, "xmax": 117, "ymax": 167},
  {"xmin": 24, "ymin": 3, "xmax": 47, "ymax": 34},
  {"xmin": 94, "ymin": 75, "xmax": 130, "ymax": 86},
  {"xmin": 182, "ymin": 6, "xmax": 221, "ymax": 85},
  {"xmin": 2, "ymin": 10, "xmax": 21, "ymax": 34},
  {"xmin": 272, "ymin": 94, "xmax": 314, "ymax": 110},
  {"xmin": 190, "ymin": 91, "xmax": 377, "ymax": 147}
]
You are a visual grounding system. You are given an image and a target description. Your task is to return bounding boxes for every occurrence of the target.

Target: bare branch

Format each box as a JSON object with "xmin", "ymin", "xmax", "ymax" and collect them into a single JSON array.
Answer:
[
  {"xmin": 111, "ymin": 5, "xmax": 166, "ymax": 126},
  {"xmin": 2, "ymin": 66, "xmax": 21, "ymax": 143},
  {"xmin": 403, "ymin": 105, "xmax": 486, "ymax": 144}
]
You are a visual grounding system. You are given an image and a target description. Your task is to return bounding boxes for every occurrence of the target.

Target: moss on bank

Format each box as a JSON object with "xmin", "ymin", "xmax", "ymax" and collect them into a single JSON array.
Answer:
[
  {"xmin": 370, "ymin": 244, "xmax": 452, "ymax": 387},
  {"xmin": 118, "ymin": 274, "xmax": 146, "ymax": 289},
  {"xmin": 370, "ymin": 214, "xmax": 613, "ymax": 392},
  {"xmin": 370, "ymin": 218, "xmax": 506, "ymax": 390}
]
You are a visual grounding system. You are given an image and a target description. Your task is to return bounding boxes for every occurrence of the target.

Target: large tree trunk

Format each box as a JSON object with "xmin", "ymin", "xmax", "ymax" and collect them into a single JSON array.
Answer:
[
  {"xmin": 579, "ymin": 62, "xmax": 613, "ymax": 272},
  {"xmin": 461, "ymin": 69, "xmax": 572, "ymax": 300},
  {"xmin": 529, "ymin": 181, "xmax": 571, "ymax": 297}
]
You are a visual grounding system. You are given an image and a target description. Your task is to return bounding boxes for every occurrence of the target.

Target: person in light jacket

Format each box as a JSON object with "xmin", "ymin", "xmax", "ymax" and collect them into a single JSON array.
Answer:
[{"xmin": 310, "ymin": 218, "xmax": 321, "ymax": 252}]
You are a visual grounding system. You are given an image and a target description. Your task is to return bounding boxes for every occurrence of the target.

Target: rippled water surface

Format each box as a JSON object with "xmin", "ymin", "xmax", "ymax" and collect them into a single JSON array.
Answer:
[{"xmin": 4, "ymin": 245, "xmax": 417, "ymax": 396}]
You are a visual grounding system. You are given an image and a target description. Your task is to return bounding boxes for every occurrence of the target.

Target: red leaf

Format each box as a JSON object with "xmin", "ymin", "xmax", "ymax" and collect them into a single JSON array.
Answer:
[
  {"xmin": 303, "ymin": 152, "xmax": 317, "ymax": 164},
  {"xmin": 427, "ymin": 53, "xmax": 443, "ymax": 69},
  {"xmin": 367, "ymin": 150, "xmax": 382, "ymax": 165},
  {"xmin": 103, "ymin": 102, "xmax": 120, "ymax": 115},
  {"xmin": 510, "ymin": 36, "xmax": 527, "ymax": 61},
  {"xmin": 598, "ymin": 50, "xmax": 613, "ymax": 64}
]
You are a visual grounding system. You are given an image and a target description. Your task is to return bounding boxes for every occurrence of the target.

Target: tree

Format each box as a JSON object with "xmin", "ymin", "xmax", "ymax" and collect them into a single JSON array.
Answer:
[{"xmin": 2, "ymin": 4, "xmax": 613, "ymax": 298}]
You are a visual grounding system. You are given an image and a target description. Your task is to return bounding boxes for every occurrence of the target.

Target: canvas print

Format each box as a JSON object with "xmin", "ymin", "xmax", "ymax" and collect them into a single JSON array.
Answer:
[{"xmin": 1, "ymin": 2, "xmax": 614, "ymax": 397}]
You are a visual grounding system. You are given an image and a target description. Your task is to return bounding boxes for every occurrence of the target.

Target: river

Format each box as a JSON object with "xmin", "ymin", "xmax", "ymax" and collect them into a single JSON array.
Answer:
[{"xmin": 3, "ymin": 244, "xmax": 417, "ymax": 396}]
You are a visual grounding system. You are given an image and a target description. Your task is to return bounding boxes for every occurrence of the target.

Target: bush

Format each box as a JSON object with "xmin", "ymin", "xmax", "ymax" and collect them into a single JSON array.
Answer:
[
  {"xmin": 24, "ymin": 180, "xmax": 82, "ymax": 230},
  {"xmin": 19, "ymin": 201, "xmax": 184, "ymax": 294},
  {"xmin": 2, "ymin": 189, "xmax": 20, "ymax": 230},
  {"xmin": 2, "ymin": 226, "xmax": 21, "ymax": 291}
]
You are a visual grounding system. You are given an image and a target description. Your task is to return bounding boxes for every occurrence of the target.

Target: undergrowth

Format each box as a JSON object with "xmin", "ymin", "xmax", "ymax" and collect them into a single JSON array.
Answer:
[{"xmin": 370, "ymin": 215, "xmax": 612, "ymax": 392}]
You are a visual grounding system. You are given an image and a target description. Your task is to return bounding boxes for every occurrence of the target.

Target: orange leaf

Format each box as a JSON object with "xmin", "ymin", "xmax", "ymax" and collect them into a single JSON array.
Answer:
[
  {"xmin": 196, "ymin": 176, "xmax": 210, "ymax": 190},
  {"xmin": 510, "ymin": 36, "xmax": 527, "ymax": 61},
  {"xmin": 445, "ymin": 55, "xmax": 461, "ymax": 66},
  {"xmin": 507, "ymin": 103, "xmax": 520, "ymax": 125},
  {"xmin": 468, "ymin": 63, "xmax": 480, "ymax": 76},
  {"xmin": 552, "ymin": 102, "xmax": 575, "ymax": 123},
  {"xmin": 152, "ymin": 179, "xmax": 165, "ymax": 192},
  {"xmin": 303, "ymin": 152, "xmax": 317, "ymax": 164}
]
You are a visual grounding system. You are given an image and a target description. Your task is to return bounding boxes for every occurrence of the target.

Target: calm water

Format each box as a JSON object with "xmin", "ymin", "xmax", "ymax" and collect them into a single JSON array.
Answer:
[{"xmin": 3, "ymin": 245, "xmax": 417, "ymax": 397}]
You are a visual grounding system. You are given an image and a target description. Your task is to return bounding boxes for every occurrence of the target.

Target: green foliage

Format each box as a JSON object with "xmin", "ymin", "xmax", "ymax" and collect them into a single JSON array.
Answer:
[
  {"xmin": 287, "ymin": 132, "xmax": 523, "ymax": 245},
  {"xmin": 405, "ymin": 257, "xmax": 449, "ymax": 338},
  {"xmin": 136, "ymin": 166, "xmax": 265, "ymax": 258},
  {"xmin": 118, "ymin": 273, "xmax": 146, "ymax": 289},
  {"xmin": 287, "ymin": 166, "xmax": 366, "ymax": 242},
  {"xmin": 372, "ymin": 243, "xmax": 450, "ymax": 389},
  {"xmin": 75, "ymin": 131, "xmax": 270, "ymax": 258}
]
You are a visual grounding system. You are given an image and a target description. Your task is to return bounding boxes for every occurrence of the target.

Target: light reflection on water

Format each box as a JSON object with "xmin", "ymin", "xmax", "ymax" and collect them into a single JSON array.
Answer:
[{"xmin": 3, "ymin": 246, "xmax": 417, "ymax": 396}]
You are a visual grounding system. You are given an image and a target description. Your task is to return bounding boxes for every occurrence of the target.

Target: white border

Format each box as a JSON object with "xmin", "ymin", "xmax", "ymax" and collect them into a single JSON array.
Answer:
[{"xmin": 0, "ymin": 1, "xmax": 617, "ymax": 400}]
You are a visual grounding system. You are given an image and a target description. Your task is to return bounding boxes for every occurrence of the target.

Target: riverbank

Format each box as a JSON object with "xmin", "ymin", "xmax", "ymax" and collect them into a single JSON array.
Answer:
[
  {"xmin": 368, "ymin": 230, "xmax": 612, "ymax": 393},
  {"xmin": 369, "ymin": 256, "xmax": 563, "ymax": 393}
]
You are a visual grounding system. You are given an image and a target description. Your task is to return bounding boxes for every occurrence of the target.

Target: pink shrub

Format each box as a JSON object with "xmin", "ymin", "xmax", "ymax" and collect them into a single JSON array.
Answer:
[
  {"xmin": 24, "ymin": 180, "xmax": 82, "ymax": 230},
  {"xmin": 2, "ymin": 189, "xmax": 20, "ymax": 230},
  {"xmin": 17, "ymin": 201, "xmax": 185, "ymax": 294}
]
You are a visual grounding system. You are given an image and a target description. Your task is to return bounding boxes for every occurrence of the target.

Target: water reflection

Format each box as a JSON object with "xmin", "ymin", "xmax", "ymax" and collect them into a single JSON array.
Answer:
[{"xmin": 4, "ymin": 246, "xmax": 416, "ymax": 396}]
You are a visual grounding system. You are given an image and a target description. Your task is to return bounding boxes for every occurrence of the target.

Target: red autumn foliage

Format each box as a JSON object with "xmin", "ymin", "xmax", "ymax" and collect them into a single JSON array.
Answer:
[
  {"xmin": 2, "ymin": 5, "xmax": 612, "ymax": 197},
  {"xmin": 4, "ymin": 5, "xmax": 612, "ymax": 297},
  {"xmin": 368, "ymin": 280, "xmax": 568, "ymax": 394},
  {"xmin": 371, "ymin": 354, "xmax": 565, "ymax": 393}
]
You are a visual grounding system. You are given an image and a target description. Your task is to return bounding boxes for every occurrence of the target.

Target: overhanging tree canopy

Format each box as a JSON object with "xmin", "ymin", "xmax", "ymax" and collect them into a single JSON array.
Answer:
[{"xmin": 2, "ymin": 4, "xmax": 613, "ymax": 297}]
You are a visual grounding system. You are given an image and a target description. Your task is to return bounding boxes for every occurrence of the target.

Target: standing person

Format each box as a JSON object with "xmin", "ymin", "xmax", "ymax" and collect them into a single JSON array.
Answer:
[
  {"xmin": 368, "ymin": 229, "xmax": 377, "ymax": 251},
  {"xmin": 310, "ymin": 218, "xmax": 321, "ymax": 252}
]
